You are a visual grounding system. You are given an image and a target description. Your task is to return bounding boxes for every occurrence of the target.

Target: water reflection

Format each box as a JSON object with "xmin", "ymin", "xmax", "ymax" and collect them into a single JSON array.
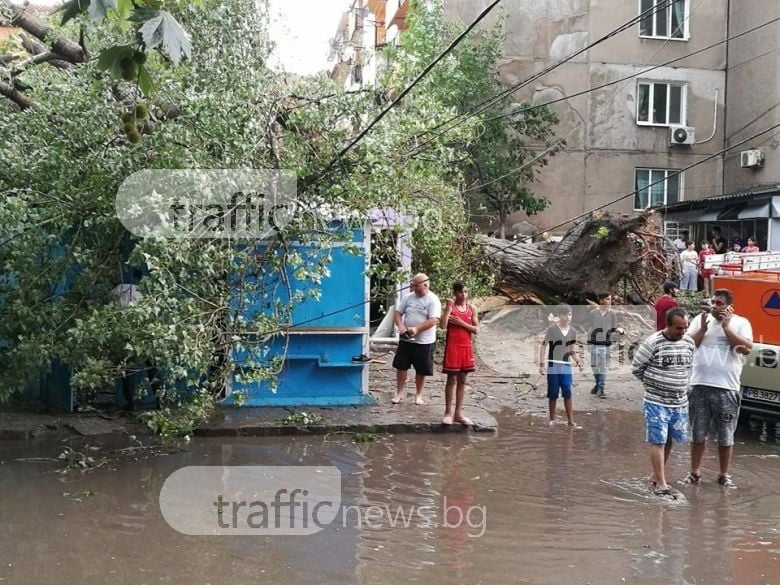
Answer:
[{"xmin": 0, "ymin": 410, "xmax": 778, "ymax": 585}]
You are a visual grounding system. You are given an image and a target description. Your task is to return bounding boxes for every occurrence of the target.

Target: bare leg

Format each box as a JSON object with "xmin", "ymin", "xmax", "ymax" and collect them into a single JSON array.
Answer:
[
  {"xmin": 548, "ymin": 399, "xmax": 557, "ymax": 425},
  {"xmin": 393, "ymin": 369, "xmax": 407, "ymax": 403},
  {"xmin": 649, "ymin": 444, "xmax": 670, "ymax": 490},
  {"xmin": 453, "ymin": 373, "xmax": 473, "ymax": 425},
  {"xmin": 414, "ymin": 374, "xmax": 426, "ymax": 405},
  {"xmin": 443, "ymin": 374, "xmax": 456, "ymax": 423},
  {"xmin": 649, "ymin": 439, "xmax": 674, "ymax": 483},
  {"xmin": 690, "ymin": 442, "xmax": 706, "ymax": 476},
  {"xmin": 718, "ymin": 445, "xmax": 733, "ymax": 476},
  {"xmin": 563, "ymin": 397, "xmax": 574, "ymax": 425}
]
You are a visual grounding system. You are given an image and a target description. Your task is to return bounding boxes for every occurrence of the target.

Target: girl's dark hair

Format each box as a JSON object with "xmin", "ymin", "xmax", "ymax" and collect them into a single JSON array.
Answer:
[
  {"xmin": 553, "ymin": 304, "xmax": 573, "ymax": 316},
  {"xmin": 452, "ymin": 281, "xmax": 466, "ymax": 292}
]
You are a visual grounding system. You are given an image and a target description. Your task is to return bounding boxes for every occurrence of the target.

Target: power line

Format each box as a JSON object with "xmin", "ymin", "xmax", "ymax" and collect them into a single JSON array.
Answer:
[
  {"xmin": 313, "ymin": 0, "xmax": 503, "ymax": 182},
  {"xmin": 484, "ymin": 16, "xmax": 780, "ymax": 126},
  {"xmin": 478, "ymin": 120, "xmax": 780, "ymax": 264},
  {"xmin": 255, "ymin": 121, "xmax": 780, "ymax": 339},
  {"xmin": 407, "ymin": 0, "xmax": 681, "ymax": 156}
]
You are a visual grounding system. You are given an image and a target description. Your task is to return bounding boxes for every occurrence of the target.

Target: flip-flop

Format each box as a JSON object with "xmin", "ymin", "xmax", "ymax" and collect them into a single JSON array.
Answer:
[
  {"xmin": 391, "ymin": 395, "xmax": 403, "ymax": 404},
  {"xmin": 653, "ymin": 488, "xmax": 677, "ymax": 499},
  {"xmin": 454, "ymin": 416, "xmax": 474, "ymax": 427},
  {"xmin": 442, "ymin": 415, "xmax": 453, "ymax": 425},
  {"xmin": 414, "ymin": 397, "xmax": 425, "ymax": 405}
]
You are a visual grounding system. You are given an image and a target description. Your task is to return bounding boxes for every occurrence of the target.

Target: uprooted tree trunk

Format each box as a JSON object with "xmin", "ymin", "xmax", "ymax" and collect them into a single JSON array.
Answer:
[{"xmin": 481, "ymin": 210, "xmax": 680, "ymax": 304}]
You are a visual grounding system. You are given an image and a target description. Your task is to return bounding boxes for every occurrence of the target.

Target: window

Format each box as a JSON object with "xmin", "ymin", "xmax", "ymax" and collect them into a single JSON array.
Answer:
[
  {"xmin": 637, "ymin": 81, "xmax": 686, "ymax": 126},
  {"xmin": 639, "ymin": 0, "xmax": 688, "ymax": 40},
  {"xmin": 635, "ymin": 169, "xmax": 681, "ymax": 210}
]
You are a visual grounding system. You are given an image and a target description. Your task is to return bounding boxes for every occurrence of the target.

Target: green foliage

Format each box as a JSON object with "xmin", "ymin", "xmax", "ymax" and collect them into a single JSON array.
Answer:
[
  {"xmin": 352, "ymin": 431, "xmax": 376, "ymax": 443},
  {"xmin": 278, "ymin": 411, "xmax": 325, "ymax": 426},
  {"xmin": 591, "ymin": 226, "xmax": 611, "ymax": 240},
  {"xmin": 676, "ymin": 290, "xmax": 708, "ymax": 314},
  {"xmin": 0, "ymin": 0, "xmax": 502, "ymax": 436},
  {"xmin": 385, "ymin": 0, "xmax": 562, "ymax": 237},
  {"xmin": 139, "ymin": 389, "xmax": 215, "ymax": 438}
]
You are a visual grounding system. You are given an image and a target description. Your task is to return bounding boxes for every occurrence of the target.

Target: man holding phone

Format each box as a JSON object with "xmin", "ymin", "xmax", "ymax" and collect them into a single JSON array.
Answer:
[{"xmin": 681, "ymin": 289, "xmax": 753, "ymax": 488}]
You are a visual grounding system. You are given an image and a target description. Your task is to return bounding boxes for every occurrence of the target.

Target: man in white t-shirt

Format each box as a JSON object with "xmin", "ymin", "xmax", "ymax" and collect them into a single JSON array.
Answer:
[
  {"xmin": 680, "ymin": 288, "xmax": 753, "ymax": 489},
  {"xmin": 392, "ymin": 273, "xmax": 442, "ymax": 405}
]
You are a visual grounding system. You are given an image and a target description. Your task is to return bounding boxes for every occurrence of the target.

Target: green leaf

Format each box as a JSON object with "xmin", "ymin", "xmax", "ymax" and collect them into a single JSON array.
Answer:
[
  {"xmin": 96, "ymin": 45, "xmax": 136, "ymax": 77},
  {"xmin": 129, "ymin": 7, "xmax": 160, "ymax": 23},
  {"xmin": 137, "ymin": 65, "xmax": 154, "ymax": 94},
  {"xmin": 59, "ymin": 0, "xmax": 90, "ymax": 25},
  {"xmin": 115, "ymin": 0, "xmax": 134, "ymax": 20},
  {"xmin": 88, "ymin": 0, "xmax": 117, "ymax": 20},
  {"xmin": 139, "ymin": 10, "xmax": 192, "ymax": 66}
]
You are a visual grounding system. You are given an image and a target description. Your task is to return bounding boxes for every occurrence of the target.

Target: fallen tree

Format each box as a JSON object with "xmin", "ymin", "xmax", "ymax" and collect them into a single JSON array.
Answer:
[{"xmin": 481, "ymin": 210, "xmax": 679, "ymax": 304}]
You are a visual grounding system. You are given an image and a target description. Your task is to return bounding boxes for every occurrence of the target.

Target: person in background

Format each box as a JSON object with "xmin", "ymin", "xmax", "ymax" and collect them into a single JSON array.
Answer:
[
  {"xmin": 710, "ymin": 227, "xmax": 727, "ymax": 254},
  {"xmin": 653, "ymin": 282, "xmax": 679, "ymax": 331},
  {"xmin": 673, "ymin": 231, "xmax": 689, "ymax": 252},
  {"xmin": 588, "ymin": 294, "xmax": 624, "ymax": 398},
  {"xmin": 742, "ymin": 237, "xmax": 760, "ymax": 253},
  {"xmin": 440, "ymin": 281, "xmax": 478, "ymax": 426},
  {"xmin": 730, "ymin": 228, "xmax": 746, "ymax": 249},
  {"xmin": 698, "ymin": 241, "xmax": 716, "ymax": 296},
  {"xmin": 679, "ymin": 241, "xmax": 699, "ymax": 291},
  {"xmin": 632, "ymin": 308, "xmax": 695, "ymax": 498},
  {"xmin": 539, "ymin": 304, "xmax": 583, "ymax": 426}
]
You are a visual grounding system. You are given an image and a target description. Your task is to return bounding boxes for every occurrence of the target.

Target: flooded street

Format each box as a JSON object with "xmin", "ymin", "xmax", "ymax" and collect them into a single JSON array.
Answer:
[{"xmin": 1, "ymin": 411, "xmax": 779, "ymax": 585}]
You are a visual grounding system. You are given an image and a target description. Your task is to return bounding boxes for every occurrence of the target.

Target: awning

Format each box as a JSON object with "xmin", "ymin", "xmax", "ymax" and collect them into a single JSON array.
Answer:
[
  {"xmin": 696, "ymin": 209, "xmax": 720, "ymax": 222},
  {"xmin": 738, "ymin": 201, "xmax": 771, "ymax": 219}
]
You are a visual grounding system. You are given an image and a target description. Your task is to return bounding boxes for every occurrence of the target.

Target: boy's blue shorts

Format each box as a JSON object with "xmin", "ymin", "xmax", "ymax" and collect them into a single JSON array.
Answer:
[{"xmin": 546, "ymin": 363, "xmax": 572, "ymax": 400}]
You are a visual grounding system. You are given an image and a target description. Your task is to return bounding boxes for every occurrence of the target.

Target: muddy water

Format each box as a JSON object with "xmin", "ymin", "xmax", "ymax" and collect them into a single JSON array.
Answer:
[{"xmin": 1, "ymin": 412, "xmax": 779, "ymax": 585}]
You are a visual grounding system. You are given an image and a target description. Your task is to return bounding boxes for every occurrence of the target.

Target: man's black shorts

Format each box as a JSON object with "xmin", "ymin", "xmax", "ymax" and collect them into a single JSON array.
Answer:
[{"xmin": 392, "ymin": 341, "xmax": 435, "ymax": 376}]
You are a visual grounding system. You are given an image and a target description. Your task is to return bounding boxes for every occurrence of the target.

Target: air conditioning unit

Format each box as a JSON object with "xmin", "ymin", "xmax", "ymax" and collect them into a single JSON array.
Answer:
[
  {"xmin": 670, "ymin": 125, "xmax": 695, "ymax": 145},
  {"xmin": 740, "ymin": 149, "xmax": 765, "ymax": 169}
]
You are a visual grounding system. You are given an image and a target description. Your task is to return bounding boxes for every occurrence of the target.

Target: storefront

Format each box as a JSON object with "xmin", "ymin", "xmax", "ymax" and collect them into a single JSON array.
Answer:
[{"xmin": 657, "ymin": 187, "xmax": 780, "ymax": 251}]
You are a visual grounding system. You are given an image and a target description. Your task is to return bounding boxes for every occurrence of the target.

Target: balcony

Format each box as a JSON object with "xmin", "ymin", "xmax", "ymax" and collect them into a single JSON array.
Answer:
[{"xmin": 385, "ymin": 0, "xmax": 410, "ymax": 30}]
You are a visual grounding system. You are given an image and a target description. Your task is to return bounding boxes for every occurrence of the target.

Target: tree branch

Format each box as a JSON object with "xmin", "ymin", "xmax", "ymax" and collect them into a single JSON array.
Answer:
[
  {"xmin": 10, "ymin": 6, "xmax": 87, "ymax": 64},
  {"xmin": 10, "ymin": 51, "xmax": 64, "ymax": 76},
  {"xmin": 19, "ymin": 34, "xmax": 73, "ymax": 70},
  {"xmin": 0, "ymin": 79, "xmax": 36, "ymax": 109}
]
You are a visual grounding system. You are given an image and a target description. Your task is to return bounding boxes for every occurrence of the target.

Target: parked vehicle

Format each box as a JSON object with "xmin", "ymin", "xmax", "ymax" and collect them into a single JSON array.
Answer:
[{"xmin": 714, "ymin": 272, "xmax": 780, "ymax": 418}]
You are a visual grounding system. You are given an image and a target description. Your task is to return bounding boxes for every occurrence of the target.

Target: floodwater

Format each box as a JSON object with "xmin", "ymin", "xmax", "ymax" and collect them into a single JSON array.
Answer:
[{"xmin": 1, "ymin": 411, "xmax": 779, "ymax": 585}]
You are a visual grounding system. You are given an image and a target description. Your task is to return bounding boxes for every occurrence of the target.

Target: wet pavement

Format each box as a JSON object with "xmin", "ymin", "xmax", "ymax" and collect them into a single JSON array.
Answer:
[{"xmin": 1, "ymin": 410, "xmax": 779, "ymax": 585}]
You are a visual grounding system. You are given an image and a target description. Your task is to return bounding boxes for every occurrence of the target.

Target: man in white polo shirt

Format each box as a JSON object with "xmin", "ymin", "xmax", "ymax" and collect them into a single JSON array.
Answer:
[
  {"xmin": 681, "ymin": 288, "xmax": 753, "ymax": 489},
  {"xmin": 392, "ymin": 273, "xmax": 442, "ymax": 405}
]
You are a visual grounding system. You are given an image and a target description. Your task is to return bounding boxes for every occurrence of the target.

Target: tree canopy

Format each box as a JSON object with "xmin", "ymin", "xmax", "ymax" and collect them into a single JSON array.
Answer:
[{"xmin": 0, "ymin": 0, "xmax": 494, "ymax": 421}]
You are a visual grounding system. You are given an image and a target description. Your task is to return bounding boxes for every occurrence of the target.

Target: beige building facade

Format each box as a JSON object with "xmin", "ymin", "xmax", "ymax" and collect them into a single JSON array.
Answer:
[
  {"xmin": 447, "ymin": 0, "xmax": 730, "ymax": 235},
  {"xmin": 330, "ymin": 1, "xmax": 780, "ymax": 246}
]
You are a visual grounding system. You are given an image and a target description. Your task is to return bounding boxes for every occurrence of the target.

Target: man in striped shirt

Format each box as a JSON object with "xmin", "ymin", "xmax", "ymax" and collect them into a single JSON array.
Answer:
[{"xmin": 631, "ymin": 308, "xmax": 695, "ymax": 497}]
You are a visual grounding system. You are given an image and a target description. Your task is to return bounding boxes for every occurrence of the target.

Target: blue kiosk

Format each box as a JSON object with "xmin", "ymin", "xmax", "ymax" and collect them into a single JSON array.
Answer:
[{"xmin": 226, "ymin": 224, "xmax": 375, "ymax": 407}]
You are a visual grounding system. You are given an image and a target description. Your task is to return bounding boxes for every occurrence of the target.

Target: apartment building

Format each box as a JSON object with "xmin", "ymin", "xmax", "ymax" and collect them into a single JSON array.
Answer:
[{"xmin": 331, "ymin": 0, "xmax": 780, "ymax": 248}]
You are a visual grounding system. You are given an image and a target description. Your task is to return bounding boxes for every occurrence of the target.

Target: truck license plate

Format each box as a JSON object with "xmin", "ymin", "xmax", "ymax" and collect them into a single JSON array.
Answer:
[{"xmin": 743, "ymin": 387, "xmax": 780, "ymax": 404}]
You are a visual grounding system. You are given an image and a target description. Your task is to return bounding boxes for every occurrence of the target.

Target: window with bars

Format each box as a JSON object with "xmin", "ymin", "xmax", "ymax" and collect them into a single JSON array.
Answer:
[
  {"xmin": 635, "ymin": 169, "xmax": 682, "ymax": 210},
  {"xmin": 639, "ymin": 0, "xmax": 689, "ymax": 40},
  {"xmin": 637, "ymin": 81, "xmax": 686, "ymax": 126}
]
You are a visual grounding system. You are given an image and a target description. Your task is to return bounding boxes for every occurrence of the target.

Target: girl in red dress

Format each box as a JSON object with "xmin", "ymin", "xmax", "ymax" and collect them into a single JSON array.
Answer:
[
  {"xmin": 698, "ymin": 241, "xmax": 716, "ymax": 295},
  {"xmin": 441, "ymin": 282, "xmax": 479, "ymax": 426}
]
